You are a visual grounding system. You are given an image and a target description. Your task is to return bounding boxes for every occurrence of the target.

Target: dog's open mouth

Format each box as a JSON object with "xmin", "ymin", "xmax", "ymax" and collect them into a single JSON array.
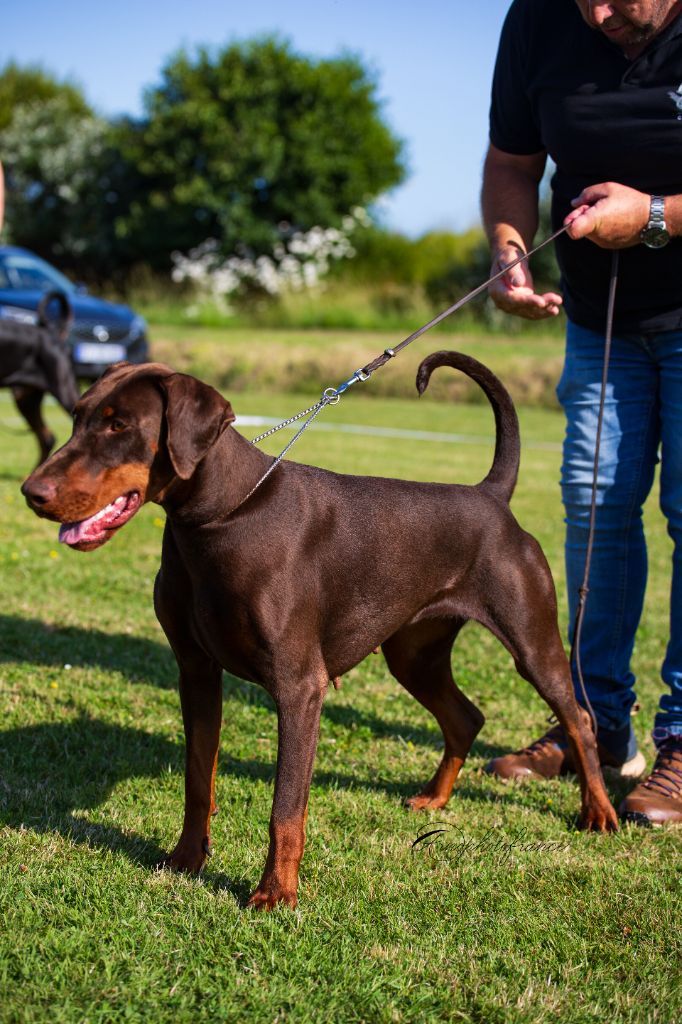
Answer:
[{"xmin": 58, "ymin": 492, "xmax": 142, "ymax": 550}]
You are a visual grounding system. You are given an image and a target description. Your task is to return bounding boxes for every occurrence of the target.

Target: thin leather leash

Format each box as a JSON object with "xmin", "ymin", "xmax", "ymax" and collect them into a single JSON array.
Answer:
[
  {"xmin": 570, "ymin": 250, "xmax": 619, "ymax": 735},
  {"xmin": 234, "ymin": 225, "xmax": 571, "ymax": 512}
]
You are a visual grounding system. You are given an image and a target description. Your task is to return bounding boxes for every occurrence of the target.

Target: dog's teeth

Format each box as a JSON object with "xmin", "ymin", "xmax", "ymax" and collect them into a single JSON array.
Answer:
[{"xmin": 58, "ymin": 493, "xmax": 138, "ymax": 547}]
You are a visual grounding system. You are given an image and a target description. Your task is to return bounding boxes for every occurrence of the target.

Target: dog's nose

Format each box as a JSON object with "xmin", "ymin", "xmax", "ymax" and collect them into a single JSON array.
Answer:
[{"xmin": 21, "ymin": 476, "xmax": 58, "ymax": 507}]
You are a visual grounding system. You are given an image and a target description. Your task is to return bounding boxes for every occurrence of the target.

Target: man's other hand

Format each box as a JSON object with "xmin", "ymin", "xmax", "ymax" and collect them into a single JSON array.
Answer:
[
  {"xmin": 489, "ymin": 245, "xmax": 563, "ymax": 320},
  {"xmin": 565, "ymin": 182, "xmax": 650, "ymax": 248}
]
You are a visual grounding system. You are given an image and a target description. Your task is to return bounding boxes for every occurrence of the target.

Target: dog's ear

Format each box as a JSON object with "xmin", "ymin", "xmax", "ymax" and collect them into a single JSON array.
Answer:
[
  {"xmin": 159, "ymin": 372, "xmax": 235, "ymax": 480},
  {"xmin": 99, "ymin": 361, "xmax": 131, "ymax": 381}
]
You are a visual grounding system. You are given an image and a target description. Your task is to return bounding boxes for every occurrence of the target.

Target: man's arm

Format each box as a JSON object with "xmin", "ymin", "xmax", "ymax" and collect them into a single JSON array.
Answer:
[
  {"xmin": 481, "ymin": 144, "xmax": 563, "ymax": 320},
  {"xmin": 566, "ymin": 182, "xmax": 682, "ymax": 246}
]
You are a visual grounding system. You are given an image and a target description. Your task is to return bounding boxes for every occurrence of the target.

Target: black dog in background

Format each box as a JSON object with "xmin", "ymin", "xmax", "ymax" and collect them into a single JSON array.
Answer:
[{"xmin": 0, "ymin": 290, "xmax": 79, "ymax": 466}]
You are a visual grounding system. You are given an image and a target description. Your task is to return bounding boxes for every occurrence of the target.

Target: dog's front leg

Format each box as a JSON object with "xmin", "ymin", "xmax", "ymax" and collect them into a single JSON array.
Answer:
[
  {"xmin": 248, "ymin": 677, "xmax": 326, "ymax": 910},
  {"xmin": 162, "ymin": 655, "xmax": 223, "ymax": 874}
]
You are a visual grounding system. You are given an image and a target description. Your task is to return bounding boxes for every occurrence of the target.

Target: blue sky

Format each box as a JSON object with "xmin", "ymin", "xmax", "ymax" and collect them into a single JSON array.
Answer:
[{"xmin": 2, "ymin": 0, "xmax": 514, "ymax": 236}]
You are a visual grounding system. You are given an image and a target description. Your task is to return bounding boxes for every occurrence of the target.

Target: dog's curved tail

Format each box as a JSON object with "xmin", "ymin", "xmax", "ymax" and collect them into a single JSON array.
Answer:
[{"xmin": 416, "ymin": 350, "xmax": 520, "ymax": 504}]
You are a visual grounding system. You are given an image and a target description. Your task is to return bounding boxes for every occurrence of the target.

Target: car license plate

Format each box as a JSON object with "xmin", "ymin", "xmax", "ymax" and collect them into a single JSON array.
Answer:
[{"xmin": 74, "ymin": 342, "xmax": 127, "ymax": 364}]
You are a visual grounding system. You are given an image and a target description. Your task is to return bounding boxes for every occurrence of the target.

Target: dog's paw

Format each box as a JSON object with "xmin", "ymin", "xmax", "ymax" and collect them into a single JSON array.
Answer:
[
  {"xmin": 246, "ymin": 883, "xmax": 298, "ymax": 911},
  {"xmin": 578, "ymin": 802, "xmax": 619, "ymax": 833},
  {"xmin": 404, "ymin": 792, "xmax": 449, "ymax": 812},
  {"xmin": 156, "ymin": 837, "xmax": 209, "ymax": 874}
]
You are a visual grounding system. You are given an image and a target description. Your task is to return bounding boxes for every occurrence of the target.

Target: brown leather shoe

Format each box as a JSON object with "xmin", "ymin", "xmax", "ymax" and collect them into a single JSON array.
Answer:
[
  {"xmin": 619, "ymin": 739, "xmax": 682, "ymax": 826},
  {"xmin": 485, "ymin": 723, "xmax": 646, "ymax": 781}
]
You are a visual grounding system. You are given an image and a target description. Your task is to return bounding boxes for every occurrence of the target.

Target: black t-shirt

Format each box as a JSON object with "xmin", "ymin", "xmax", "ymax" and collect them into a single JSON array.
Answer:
[{"xmin": 489, "ymin": 0, "xmax": 682, "ymax": 332}]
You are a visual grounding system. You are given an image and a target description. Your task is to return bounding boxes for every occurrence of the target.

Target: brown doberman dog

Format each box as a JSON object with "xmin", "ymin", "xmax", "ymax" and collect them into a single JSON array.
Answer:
[{"xmin": 21, "ymin": 354, "xmax": 618, "ymax": 908}]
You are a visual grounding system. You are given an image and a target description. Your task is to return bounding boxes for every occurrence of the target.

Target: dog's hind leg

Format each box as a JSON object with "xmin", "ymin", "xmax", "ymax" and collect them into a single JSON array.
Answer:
[
  {"xmin": 482, "ymin": 534, "xmax": 618, "ymax": 832},
  {"xmin": 12, "ymin": 386, "xmax": 55, "ymax": 466},
  {"xmin": 382, "ymin": 619, "xmax": 485, "ymax": 810}
]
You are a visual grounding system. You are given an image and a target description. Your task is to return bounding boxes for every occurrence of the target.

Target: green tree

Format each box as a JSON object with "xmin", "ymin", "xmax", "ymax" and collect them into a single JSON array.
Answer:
[
  {"xmin": 0, "ymin": 63, "xmax": 90, "ymax": 133},
  {"xmin": 119, "ymin": 36, "xmax": 406, "ymax": 269}
]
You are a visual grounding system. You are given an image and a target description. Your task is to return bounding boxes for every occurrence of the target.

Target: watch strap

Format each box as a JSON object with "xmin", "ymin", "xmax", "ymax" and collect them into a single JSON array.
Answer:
[
  {"xmin": 641, "ymin": 195, "xmax": 670, "ymax": 248},
  {"xmin": 649, "ymin": 195, "xmax": 666, "ymax": 229}
]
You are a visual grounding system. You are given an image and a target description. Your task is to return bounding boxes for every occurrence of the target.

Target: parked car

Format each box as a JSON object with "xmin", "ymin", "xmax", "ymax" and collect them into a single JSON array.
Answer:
[{"xmin": 0, "ymin": 246, "xmax": 150, "ymax": 379}]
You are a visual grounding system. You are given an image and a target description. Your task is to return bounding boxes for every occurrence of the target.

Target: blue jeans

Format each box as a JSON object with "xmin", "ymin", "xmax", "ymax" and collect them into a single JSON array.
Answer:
[{"xmin": 557, "ymin": 321, "xmax": 682, "ymax": 745}]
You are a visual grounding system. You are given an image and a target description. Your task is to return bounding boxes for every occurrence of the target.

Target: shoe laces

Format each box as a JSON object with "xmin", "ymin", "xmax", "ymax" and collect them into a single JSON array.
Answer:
[
  {"xmin": 641, "ymin": 740, "xmax": 682, "ymax": 798},
  {"xmin": 523, "ymin": 724, "xmax": 566, "ymax": 756}
]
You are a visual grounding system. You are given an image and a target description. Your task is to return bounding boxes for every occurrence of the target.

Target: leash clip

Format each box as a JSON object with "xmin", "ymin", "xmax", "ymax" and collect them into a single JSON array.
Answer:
[{"xmin": 332, "ymin": 367, "xmax": 371, "ymax": 397}]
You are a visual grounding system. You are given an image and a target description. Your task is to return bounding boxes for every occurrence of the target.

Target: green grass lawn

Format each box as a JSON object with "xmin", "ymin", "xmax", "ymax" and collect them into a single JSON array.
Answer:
[{"xmin": 0, "ymin": 365, "xmax": 679, "ymax": 1024}]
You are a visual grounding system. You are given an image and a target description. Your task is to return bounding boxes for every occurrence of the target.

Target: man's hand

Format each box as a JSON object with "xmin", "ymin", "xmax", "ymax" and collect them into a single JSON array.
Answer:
[
  {"xmin": 565, "ymin": 182, "xmax": 650, "ymax": 248},
  {"xmin": 488, "ymin": 244, "xmax": 563, "ymax": 321}
]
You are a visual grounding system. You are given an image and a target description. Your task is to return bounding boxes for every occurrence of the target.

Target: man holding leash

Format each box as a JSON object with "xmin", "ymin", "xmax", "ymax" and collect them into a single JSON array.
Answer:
[{"xmin": 482, "ymin": 0, "xmax": 682, "ymax": 823}]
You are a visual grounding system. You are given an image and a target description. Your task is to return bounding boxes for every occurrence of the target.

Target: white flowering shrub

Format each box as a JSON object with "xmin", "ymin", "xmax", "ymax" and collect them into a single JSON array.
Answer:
[
  {"xmin": 170, "ymin": 207, "xmax": 371, "ymax": 308},
  {"xmin": 1, "ymin": 96, "xmax": 123, "ymax": 267}
]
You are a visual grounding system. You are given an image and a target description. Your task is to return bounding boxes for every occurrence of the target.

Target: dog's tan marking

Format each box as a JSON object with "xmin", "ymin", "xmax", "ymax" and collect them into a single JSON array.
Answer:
[
  {"xmin": 101, "ymin": 463, "xmax": 150, "ymax": 500},
  {"xmin": 248, "ymin": 815, "xmax": 307, "ymax": 910},
  {"xmin": 44, "ymin": 461, "xmax": 151, "ymax": 524}
]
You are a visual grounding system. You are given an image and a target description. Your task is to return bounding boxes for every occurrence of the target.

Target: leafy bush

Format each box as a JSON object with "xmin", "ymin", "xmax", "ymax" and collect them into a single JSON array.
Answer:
[{"xmin": 0, "ymin": 41, "xmax": 405, "ymax": 279}]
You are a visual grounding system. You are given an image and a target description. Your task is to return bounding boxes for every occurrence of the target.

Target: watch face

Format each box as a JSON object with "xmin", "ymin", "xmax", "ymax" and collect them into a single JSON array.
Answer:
[{"xmin": 641, "ymin": 225, "xmax": 671, "ymax": 249}]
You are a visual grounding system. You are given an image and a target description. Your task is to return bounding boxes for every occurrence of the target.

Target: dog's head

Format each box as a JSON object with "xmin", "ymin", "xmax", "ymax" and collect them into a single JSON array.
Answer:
[{"xmin": 21, "ymin": 361, "xmax": 234, "ymax": 551}]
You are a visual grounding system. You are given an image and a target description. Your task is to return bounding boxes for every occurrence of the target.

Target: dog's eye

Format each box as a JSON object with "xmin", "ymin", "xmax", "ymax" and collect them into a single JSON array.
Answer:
[{"xmin": 109, "ymin": 419, "xmax": 127, "ymax": 433}]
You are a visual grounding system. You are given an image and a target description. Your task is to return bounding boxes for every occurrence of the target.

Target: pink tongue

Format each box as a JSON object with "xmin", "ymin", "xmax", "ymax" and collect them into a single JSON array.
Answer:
[{"xmin": 59, "ymin": 495, "xmax": 130, "ymax": 546}]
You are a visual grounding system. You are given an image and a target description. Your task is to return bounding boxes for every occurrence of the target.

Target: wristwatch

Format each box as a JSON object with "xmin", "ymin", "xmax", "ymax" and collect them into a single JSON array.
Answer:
[{"xmin": 640, "ymin": 196, "xmax": 670, "ymax": 249}]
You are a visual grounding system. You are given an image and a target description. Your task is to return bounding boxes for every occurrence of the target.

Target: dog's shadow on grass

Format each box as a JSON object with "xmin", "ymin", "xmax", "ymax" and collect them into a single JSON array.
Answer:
[
  {"xmin": 0, "ymin": 716, "xmax": 173, "ymax": 864},
  {"xmin": 0, "ymin": 715, "xmax": 258, "ymax": 902},
  {"xmin": 0, "ymin": 613, "xmax": 176, "ymax": 688}
]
